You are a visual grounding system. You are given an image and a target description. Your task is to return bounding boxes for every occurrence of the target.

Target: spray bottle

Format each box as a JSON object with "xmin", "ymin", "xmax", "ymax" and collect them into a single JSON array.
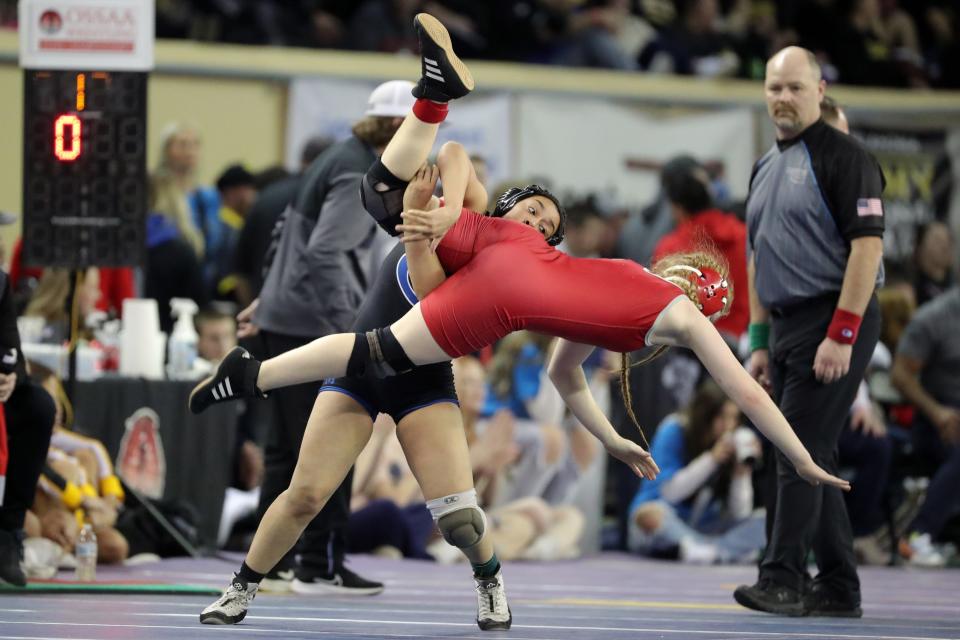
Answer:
[{"xmin": 167, "ymin": 298, "xmax": 199, "ymax": 380}]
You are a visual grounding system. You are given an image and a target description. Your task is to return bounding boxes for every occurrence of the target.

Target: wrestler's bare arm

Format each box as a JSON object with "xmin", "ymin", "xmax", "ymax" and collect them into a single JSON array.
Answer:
[{"xmin": 548, "ymin": 339, "xmax": 659, "ymax": 480}]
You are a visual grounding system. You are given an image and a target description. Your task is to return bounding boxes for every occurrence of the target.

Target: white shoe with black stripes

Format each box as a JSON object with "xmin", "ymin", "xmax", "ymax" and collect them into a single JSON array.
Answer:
[
  {"xmin": 411, "ymin": 13, "xmax": 474, "ymax": 102},
  {"xmin": 200, "ymin": 575, "xmax": 258, "ymax": 625},
  {"xmin": 474, "ymin": 570, "xmax": 512, "ymax": 631},
  {"xmin": 188, "ymin": 346, "xmax": 265, "ymax": 414}
]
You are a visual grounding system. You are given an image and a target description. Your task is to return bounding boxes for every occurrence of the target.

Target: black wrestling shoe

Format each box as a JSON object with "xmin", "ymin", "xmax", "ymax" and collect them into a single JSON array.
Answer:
[
  {"xmin": 803, "ymin": 583, "xmax": 863, "ymax": 618},
  {"xmin": 188, "ymin": 347, "xmax": 265, "ymax": 415},
  {"xmin": 733, "ymin": 578, "xmax": 805, "ymax": 617},
  {"xmin": 291, "ymin": 564, "xmax": 384, "ymax": 596},
  {"xmin": 411, "ymin": 13, "xmax": 474, "ymax": 102},
  {"xmin": 0, "ymin": 529, "xmax": 26, "ymax": 587}
]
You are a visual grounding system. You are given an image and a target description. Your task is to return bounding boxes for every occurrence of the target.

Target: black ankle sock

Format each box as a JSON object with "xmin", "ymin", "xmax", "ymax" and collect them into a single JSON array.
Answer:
[
  {"xmin": 472, "ymin": 554, "xmax": 500, "ymax": 579},
  {"xmin": 237, "ymin": 561, "xmax": 264, "ymax": 584}
]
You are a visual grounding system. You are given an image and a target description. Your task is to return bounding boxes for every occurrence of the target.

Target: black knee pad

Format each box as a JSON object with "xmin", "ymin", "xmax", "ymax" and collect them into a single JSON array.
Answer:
[
  {"xmin": 361, "ymin": 159, "xmax": 407, "ymax": 236},
  {"xmin": 344, "ymin": 328, "xmax": 416, "ymax": 378}
]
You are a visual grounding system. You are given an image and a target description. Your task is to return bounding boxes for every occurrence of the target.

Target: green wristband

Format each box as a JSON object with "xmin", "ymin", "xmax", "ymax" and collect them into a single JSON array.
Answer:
[{"xmin": 748, "ymin": 323, "xmax": 770, "ymax": 352}]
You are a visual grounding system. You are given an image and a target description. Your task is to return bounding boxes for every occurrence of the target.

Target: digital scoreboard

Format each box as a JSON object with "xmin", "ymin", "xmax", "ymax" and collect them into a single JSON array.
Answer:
[
  {"xmin": 19, "ymin": 0, "xmax": 154, "ymax": 268},
  {"xmin": 23, "ymin": 69, "xmax": 147, "ymax": 267}
]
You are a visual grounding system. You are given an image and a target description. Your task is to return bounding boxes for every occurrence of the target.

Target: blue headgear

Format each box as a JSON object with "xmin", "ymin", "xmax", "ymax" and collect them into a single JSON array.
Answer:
[{"xmin": 490, "ymin": 184, "xmax": 566, "ymax": 246}]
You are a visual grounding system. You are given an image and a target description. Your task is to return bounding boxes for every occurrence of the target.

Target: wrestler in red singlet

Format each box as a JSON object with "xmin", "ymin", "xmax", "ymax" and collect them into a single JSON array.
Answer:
[{"xmin": 420, "ymin": 210, "xmax": 686, "ymax": 356}]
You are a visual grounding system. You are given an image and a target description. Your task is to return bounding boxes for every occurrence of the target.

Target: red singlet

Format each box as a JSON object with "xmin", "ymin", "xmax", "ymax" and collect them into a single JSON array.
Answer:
[{"xmin": 419, "ymin": 211, "xmax": 686, "ymax": 357}]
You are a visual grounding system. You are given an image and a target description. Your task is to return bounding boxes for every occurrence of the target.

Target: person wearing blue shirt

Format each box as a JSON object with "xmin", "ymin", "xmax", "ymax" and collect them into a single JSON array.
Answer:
[{"xmin": 628, "ymin": 381, "xmax": 765, "ymax": 564}]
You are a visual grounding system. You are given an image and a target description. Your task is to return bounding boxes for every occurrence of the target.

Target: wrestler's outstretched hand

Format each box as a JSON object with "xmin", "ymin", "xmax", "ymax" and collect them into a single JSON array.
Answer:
[
  {"xmin": 794, "ymin": 456, "xmax": 851, "ymax": 491},
  {"xmin": 605, "ymin": 436, "xmax": 660, "ymax": 481}
]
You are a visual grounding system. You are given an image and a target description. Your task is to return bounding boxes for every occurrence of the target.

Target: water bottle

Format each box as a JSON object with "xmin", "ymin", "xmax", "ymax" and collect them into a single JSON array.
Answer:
[{"xmin": 75, "ymin": 524, "xmax": 97, "ymax": 582}]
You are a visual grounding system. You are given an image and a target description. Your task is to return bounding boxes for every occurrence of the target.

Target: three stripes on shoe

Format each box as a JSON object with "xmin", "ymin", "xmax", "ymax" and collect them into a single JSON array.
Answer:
[
  {"xmin": 210, "ymin": 377, "xmax": 234, "ymax": 401},
  {"xmin": 424, "ymin": 57, "xmax": 445, "ymax": 83}
]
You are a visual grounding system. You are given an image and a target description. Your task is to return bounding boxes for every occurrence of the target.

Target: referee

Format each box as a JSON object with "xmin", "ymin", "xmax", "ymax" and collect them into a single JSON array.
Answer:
[{"xmin": 734, "ymin": 47, "xmax": 885, "ymax": 618}]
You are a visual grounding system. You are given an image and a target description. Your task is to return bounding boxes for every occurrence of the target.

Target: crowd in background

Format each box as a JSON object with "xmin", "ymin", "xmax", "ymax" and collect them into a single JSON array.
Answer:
[
  {"xmin": 152, "ymin": 0, "xmax": 959, "ymax": 88},
  {"xmin": 0, "ymin": 0, "xmax": 954, "ymax": 87}
]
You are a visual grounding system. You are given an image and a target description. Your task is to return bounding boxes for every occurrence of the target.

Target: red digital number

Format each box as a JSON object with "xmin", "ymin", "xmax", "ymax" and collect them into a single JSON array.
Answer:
[{"xmin": 54, "ymin": 114, "xmax": 82, "ymax": 162}]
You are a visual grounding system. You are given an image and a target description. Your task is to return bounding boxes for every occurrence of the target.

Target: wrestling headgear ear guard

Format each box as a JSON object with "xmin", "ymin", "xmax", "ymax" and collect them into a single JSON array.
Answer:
[
  {"xmin": 663, "ymin": 265, "xmax": 730, "ymax": 318},
  {"xmin": 491, "ymin": 184, "xmax": 566, "ymax": 246}
]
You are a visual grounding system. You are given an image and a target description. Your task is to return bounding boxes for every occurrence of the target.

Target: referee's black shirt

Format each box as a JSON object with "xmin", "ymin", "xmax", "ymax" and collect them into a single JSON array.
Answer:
[{"xmin": 746, "ymin": 119, "xmax": 885, "ymax": 310}]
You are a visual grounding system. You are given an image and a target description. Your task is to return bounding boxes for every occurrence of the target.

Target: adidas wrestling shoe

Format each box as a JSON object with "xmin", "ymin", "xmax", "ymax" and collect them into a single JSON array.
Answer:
[
  {"xmin": 188, "ymin": 346, "xmax": 265, "ymax": 414},
  {"xmin": 200, "ymin": 575, "xmax": 258, "ymax": 625},
  {"xmin": 412, "ymin": 13, "xmax": 474, "ymax": 102},
  {"xmin": 474, "ymin": 570, "xmax": 512, "ymax": 631}
]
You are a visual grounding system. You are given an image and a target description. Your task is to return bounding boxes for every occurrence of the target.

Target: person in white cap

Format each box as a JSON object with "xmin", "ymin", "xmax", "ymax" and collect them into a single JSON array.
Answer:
[{"xmin": 225, "ymin": 79, "xmax": 415, "ymax": 598}]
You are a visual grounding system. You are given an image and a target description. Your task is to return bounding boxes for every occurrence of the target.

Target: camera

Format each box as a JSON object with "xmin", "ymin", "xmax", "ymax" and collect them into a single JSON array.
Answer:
[{"xmin": 733, "ymin": 426, "xmax": 759, "ymax": 468}]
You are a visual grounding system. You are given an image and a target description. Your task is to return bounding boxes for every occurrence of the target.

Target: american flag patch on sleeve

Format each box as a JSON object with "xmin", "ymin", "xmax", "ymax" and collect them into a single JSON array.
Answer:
[{"xmin": 856, "ymin": 198, "xmax": 883, "ymax": 217}]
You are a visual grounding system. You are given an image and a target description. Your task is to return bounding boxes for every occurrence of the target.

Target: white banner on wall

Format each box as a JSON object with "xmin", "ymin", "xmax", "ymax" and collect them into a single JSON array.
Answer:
[
  {"xmin": 286, "ymin": 77, "xmax": 514, "ymax": 187},
  {"xmin": 515, "ymin": 95, "xmax": 755, "ymax": 208},
  {"xmin": 18, "ymin": 0, "xmax": 154, "ymax": 70}
]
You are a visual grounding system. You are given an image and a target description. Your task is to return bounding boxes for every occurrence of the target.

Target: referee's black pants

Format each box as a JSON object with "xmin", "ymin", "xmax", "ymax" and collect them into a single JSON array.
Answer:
[
  {"xmin": 257, "ymin": 331, "xmax": 354, "ymax": 574},
  {"xmin": 759, "ymin": 294, "xmax": 879, "ymax": 598}
]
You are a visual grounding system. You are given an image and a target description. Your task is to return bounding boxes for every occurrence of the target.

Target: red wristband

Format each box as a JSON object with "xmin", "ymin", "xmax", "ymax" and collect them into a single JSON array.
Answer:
[
  {"xmin": 827, "ymin": 309, "xmax": 862, "ymax": 344},
  {"xmin": 412, "ymin": 98, "xmax": 448, "ymax": 123}
]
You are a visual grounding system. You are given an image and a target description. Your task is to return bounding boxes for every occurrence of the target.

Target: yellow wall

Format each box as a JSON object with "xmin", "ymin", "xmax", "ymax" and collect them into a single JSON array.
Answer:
[
  {"xmin": 0, "ymin": 64, "xmax": 23, "ymax": 258},
  {"xmin": 147, "ymin": 74, "xmax": 286, "ymax": 185}
]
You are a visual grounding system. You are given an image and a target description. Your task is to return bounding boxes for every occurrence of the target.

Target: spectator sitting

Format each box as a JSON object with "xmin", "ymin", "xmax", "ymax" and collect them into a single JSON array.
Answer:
[
  {"xmin": 912, "ymin": 221, "xmax": 954, "ymax": 307},
  {"xmin": 345, "ymin": 0, "xmax": 419, "ymax": 54},
  {"xmin": 28, "ymin": 365, "xmax": 129, "ymax": 565},
  {"xmin": 8, "ymin": 239, "xmax": 136, "ymax": 321},
  {"xmin": 447, "ymin": 356, "xmax": 585, "ymax": 562},
  {"xmin": 640, "ymin": 0, "xmax": 740, "ymax": 77},
  {"xmin": 196, "ymin": 307, "xmax": 238, "ymax": 367},
  {"xmin": 348, "ymin": 415, "xmax": 435, "ymax": 560},
  {"xmin": 651, "ymin": 158, "xmax": 749, "ymax": 339},
  {"xmin": 825, "ymin": 0, "xmax": 917, "ymax": 87},
  {"xmin": 550, "ymin": 0, "xmax": 638, "ymax": 70},
  {"xmin": 194, "ymin": 308, "xmax": 263, "ymax": 493},
  {"xmin": 839, "ymin": 377, "xmax": 894, "ymax": 565},
  {"xmin": 22, "ymin": 268, "xmax": 101, "ymax": 344},
  {"xmin": 628, "ymin": 380, "xmax": 764, "ymax": 564},
  {"xmin": 890, "ymin": 285, "xmax": 960, "ymax": 567}
]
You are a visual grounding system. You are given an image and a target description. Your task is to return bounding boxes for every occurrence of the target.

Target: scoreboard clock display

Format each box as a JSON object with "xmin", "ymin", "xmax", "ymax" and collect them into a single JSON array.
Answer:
[{"xmin": 22, "ymin": 69, "xmax": 147, "ymax": 268}]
